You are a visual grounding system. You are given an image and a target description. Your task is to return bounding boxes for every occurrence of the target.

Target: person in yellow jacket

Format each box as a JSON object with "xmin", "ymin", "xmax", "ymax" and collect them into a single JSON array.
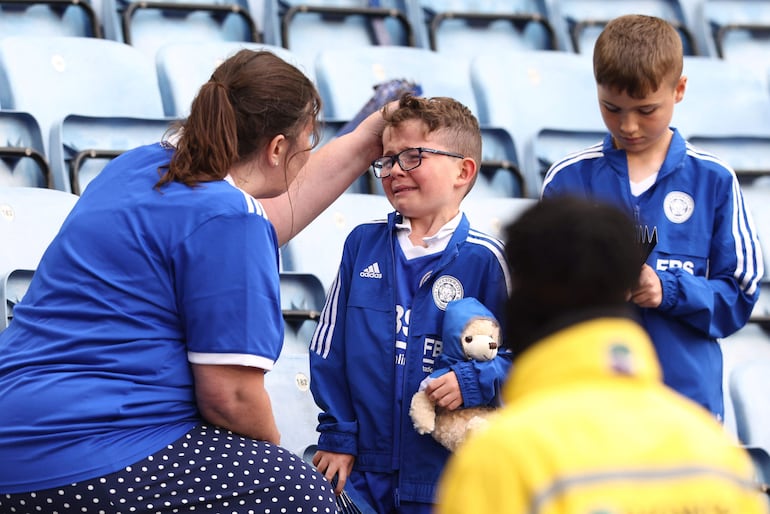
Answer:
[{"xmin": 435, "ymin": 196, "xmax": 767, "ymax": 514}]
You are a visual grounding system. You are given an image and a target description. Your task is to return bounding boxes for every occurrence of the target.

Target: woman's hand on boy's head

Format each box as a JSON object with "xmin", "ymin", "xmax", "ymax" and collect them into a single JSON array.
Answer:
[
  {"xmin": 364, "ymin": 99, "xmax": 399, "ymax": 132},
  {"xmin": 630, "ymin": 264, "xmax": 663, "ymax": 309},
  {"xmin": 350, "ymin": 101, "xmax": 397, "ymax": 163}
]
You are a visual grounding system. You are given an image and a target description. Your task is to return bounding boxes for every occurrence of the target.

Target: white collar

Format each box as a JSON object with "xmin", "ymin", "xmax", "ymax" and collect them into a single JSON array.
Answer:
[{"xmin": 396, "ymin": 211, "xmax": 463, "ymax": 259}]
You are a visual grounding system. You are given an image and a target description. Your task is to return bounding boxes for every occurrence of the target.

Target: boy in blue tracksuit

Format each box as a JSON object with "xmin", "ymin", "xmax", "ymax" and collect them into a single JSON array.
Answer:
[
  {"xmin": 541, "ymin": 14, "xmax": 764, "ymax": 419},
  {"xmin": 309, "ymin": 94, "xmax": 512, "ymax": 513}
]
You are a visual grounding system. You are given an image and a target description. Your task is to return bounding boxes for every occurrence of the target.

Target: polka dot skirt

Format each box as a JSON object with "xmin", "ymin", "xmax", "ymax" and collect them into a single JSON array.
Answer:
[{"xmin": 0, "ymin": 424, "xmax": 336, "ymax": 514}]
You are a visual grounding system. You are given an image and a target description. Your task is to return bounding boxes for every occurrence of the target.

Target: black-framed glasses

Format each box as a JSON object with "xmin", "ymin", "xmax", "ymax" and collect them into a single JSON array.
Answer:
[{"xmin": 370, "ymin": 147, "xmax": 464, "ymax": 179}]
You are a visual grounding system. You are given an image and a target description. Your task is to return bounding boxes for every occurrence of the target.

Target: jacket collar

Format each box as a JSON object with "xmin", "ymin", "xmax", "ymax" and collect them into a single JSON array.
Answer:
[
  {"xmin": 601, "ymin": 127, "xmax": 687, "ymax": 183},
  {"xmin": 394, "ymin": 211, "xmax": 463, "ymax": 258},
  {"xmin": 387, "ymin": 210, "xmax": 471, "ymax": 268}
]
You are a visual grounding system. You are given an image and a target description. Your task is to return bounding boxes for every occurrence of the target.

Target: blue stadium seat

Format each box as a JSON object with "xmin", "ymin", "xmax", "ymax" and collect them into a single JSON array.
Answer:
[
  {"xmin": 315, "ymin": 45, "xmax": 477, "ymax": 121},
  {"xmin": 0, "ymin": 36, "xmax": 172, "ymax": 193},
  {"xmin": 280, "ymin": 193, "xmax": 392, "ymax": 293},
  {"xmin": 532, "ymin": 127, "xmax": 605, "ymax": 186},
  {"xmin": 265, "ymin": 271, "xmax": 327, "ymax": 457},
  {"xmin": 697, "ymin": 0, "xmax": 770, "ymax": 63},
  {"xmin": 461, "ymin": 196, "xmax": 536, "ymax": 241},
  {"xmin": 722, "ymin": 328, "xmax": 770, "ymax": 498},
  {"xmin": 268, "ymin": 0, "xmax": 416, "ymax": 66},
  {"xmin": 101, "ymin": 0, "xmax": 260, "ymax": 58},
  {"xmin": 0, "ymin": 111, "xmax": 51, "ymax": 189},
  {"xmin": 551, "ymin": 0, "xmax": 699, "ymax": 54},
  {"xmin": 475, "ymin": 126, "xmax": 525, "ymax": 198},
  {"xmin": 0, "ymin": 0, "xmax": 101, "ymax": 39},
  {"xmin": 61, "ymin": 116, "xmax": 173, "ymax": 195},
  {"xmin": 471, "ymin": 49, "xmax": 604, "ymax": 197},
  {"xmin": 0, "ymin": 186, "xmax": 79, "ymax": 331},
  {"xmin": 630, "ymin": 57, "xmax": 770, "ymax": 213},
  {"xmin": 687, "ymin": 135, "xmax": 770, "ymax": 185},
  {"xmin": 717, "ymin": 26, "xmax": 770, "ymax": 73},
  {"xmin": 156, "ymin": 41, "xmax": 314, "ymax": 118},
  {"xmin": 674, "ymin": 56, "xmax": 770, "ymax": 140},
  {"xmin": 279, "ymin": 272, "xmax": 327, "ymax": 344},
  {"xmin": 730, "ymin": 358, "xmax": 770, "ymax": 455},
  {"xmin": 400, "ymin": 0, "xmax": 562, "ymax": 58},
  {"xmin": 721, "ymin": 323, "xmax": 770, "ymax": 435}
]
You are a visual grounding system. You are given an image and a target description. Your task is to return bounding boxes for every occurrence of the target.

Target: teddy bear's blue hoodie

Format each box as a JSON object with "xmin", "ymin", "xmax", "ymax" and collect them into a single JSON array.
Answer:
[{"xmin": 430, "ymin": 297, "xmax": 499, "ymax": 379}]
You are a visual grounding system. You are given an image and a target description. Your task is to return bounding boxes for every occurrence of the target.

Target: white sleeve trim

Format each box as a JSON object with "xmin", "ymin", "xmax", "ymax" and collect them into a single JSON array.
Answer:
[{"xmin": 188, "ymin": 352, "xmax": 275, "ymax": 371}]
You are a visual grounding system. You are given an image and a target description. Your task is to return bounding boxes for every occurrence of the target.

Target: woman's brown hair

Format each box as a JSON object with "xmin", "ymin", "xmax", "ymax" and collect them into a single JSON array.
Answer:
[{"xmin": 156, "ymin": 50, "xmax": 321, "ymax": 188}]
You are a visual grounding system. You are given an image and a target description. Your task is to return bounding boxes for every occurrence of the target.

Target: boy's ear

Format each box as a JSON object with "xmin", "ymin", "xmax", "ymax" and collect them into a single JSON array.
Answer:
[
  {"xmin": 674, "ymin": 75, "xmax": 687, "ymax": 103},
  {"xmin": 456, "ymin": 157, "xmax": 477, "ymax": 186}
]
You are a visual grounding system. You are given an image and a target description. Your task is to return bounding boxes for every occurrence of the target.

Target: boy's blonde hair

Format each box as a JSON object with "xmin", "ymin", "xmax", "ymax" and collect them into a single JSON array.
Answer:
[
  {"xmin": 382, "ymin": 94, "xmax": 482, "ymax": 192},
  {"xmin": 593, "ymin": 14, "xmax": 683, "ymax": 98}
]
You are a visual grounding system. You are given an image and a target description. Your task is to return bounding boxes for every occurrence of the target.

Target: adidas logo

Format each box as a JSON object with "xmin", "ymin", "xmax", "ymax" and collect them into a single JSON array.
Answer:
[{"xmin": 360, "ymin": 262, "xmax": 382, "ymax": 279}]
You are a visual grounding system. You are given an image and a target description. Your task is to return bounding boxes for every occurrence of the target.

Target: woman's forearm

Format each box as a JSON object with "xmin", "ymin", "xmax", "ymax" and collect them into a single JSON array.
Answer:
[{"xmin": 263, "ymin": 110, "xmax": 386, "ymax": 245}]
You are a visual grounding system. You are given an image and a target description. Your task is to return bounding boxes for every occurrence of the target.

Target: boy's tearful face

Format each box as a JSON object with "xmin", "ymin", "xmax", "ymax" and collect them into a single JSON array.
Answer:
[{"xmin": 381, "ymin": 120, "xmax": 469, "ymax": 232}]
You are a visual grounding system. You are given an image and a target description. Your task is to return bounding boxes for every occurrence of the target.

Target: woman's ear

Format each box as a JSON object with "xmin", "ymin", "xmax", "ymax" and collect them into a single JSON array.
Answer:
[{"xmin": 266, "ymin": 133, "xmax": 287, "ymax": 168}]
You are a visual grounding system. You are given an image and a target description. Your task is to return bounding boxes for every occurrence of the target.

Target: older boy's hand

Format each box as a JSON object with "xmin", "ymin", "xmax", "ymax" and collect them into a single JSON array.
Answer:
[
  {"xmin": 312, "ymin": 450, "xmax": 355, "ymax": 495},
  {"xmin": 630, "ymin": 264, "xmax": 663, "ymax": 308},
  {"xmin": 425, "ymin": 371, "xmax": 463, "ymax": 411}
]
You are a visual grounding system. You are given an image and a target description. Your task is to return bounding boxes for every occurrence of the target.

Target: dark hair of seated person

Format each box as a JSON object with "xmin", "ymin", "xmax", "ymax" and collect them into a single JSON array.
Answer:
[{"xmin": 503, "ymin": 196, "xmax": 642, "ymax": 359}]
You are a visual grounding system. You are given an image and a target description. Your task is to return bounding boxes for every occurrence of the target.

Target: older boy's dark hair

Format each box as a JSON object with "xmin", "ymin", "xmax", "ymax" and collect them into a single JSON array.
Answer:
[
  {"xmin": 502, "ymin": 196, "xmax": 641, "ymax": 357},
  {"xmin": 382, "ymin": 93, "xmax": 482, "ymax": 175},
  {"xmin": 593, "ymin": 14, "xmax": 683, "ymax": 98}
]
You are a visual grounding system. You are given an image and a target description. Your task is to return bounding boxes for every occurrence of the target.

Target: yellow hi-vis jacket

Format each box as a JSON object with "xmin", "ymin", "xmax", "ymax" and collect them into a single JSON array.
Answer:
[{"xmin": 436, "ymin": 317, "xmax": 767, "ymax": 514}]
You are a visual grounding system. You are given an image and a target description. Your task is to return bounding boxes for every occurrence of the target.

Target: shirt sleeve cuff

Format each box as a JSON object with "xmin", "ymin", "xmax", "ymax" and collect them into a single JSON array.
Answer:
[{"xmin": 187, "ymin": 352, "xmax": 275, "ymax": 371}]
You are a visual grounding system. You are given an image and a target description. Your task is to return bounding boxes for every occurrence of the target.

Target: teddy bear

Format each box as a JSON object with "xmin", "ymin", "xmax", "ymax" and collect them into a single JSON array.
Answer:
[{"xmin": 409, "ymin": 297, "xmax": 502, "ymax": 452}]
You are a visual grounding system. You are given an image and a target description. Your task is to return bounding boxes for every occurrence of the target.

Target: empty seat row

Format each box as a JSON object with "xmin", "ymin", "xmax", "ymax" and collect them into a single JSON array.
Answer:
[{"xmin": 0, "ymin": 0, "xmax": 768, "ymax": 67}]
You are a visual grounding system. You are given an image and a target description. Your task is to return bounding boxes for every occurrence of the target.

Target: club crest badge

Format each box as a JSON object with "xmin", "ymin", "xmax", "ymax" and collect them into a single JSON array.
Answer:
[
  {"xmin": 432, "ymin": 275, "xmax": 464, "ymax": 310},
  {"xmin": 663, "ymin": 191, "xmax": 694, "ymax": 224},
  {"xmin": 608, "ymin": 343, "xmax": 634, "ymax": 376}
]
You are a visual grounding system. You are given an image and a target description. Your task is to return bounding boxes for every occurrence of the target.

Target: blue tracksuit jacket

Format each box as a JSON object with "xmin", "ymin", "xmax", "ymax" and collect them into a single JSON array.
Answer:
[
  {"xmin": 309, "ymin": 211, "xmax": 512, "ymax": 504},
  {"xmin": 541, "ymin": 128, "xmax": 765, "ymax": 417}
]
